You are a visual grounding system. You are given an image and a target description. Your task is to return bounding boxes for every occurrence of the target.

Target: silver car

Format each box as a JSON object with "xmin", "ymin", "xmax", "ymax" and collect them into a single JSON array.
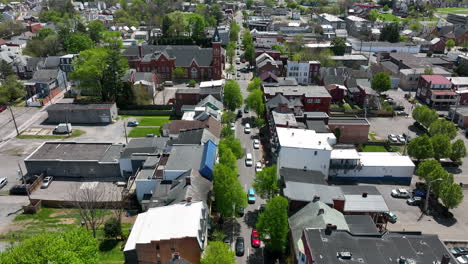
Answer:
[
  {"xmin": 41, "ymin": 176, "xmax": 53, "ymax": 189},
  {"xmin": 0, "ymin": 177, "xmax": 7, "ymax": 189}
]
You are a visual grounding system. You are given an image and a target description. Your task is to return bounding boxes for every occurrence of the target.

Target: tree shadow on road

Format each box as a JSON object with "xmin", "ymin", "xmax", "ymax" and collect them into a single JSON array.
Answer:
[
  {"xmin": 244, "ymin": 210, "xmax": 259, "ymax": 228},
  {"xmin": 247, "ymin": 247, "xmax": 264, "ymax": 264},
  {"xmin": 222, "ymin": 217, "xmax": 241, "ymax": 240}
]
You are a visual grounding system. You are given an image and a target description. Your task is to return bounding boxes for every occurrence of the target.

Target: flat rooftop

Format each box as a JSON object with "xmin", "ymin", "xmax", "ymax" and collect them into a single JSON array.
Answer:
[
  {"xmin": 331, "ymin": 149, "xmax": 360, "ymax": 160},
  {"xmin": 328, "ymin": 118, "xmax": 370, "ymax": 125},
  {"xmin": 358, "ymin": 152, "xmax": 415, "ymax": 167},
  {"xmin": 47, "ymin": 103, "xmax": 115, "ymax": 111},
  {"xmin": 26, "ymin": 142, "xmax": 122, "ymax": 162},
  {"xmin": 276, "ymin": 127, "xmax": 336, "ymax": 150},
  {"xmin": 264, "ymin": 85, "xmax": 332, "ymax": 98}
]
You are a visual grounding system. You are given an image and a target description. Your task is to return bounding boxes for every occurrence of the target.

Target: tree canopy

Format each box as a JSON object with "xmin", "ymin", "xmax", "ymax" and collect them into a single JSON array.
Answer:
[
  {"xmin": 257, "ymin": 196, "xmax": 289, "ymax": 253},
  {"xmin": 450, "ymin": 139, "xmax": 467, "ymax": 162},
  {"xmin": 0, "ymin": 228, "xmax": 98, "ymax": 264},
  {"xmin": 430, "ymin": 134, "xmax": 452, "ymax": 161},
  {"xmin": 201, "ymin": 241, "xmax": 236, "ymax": 264},
  {"xmin": 213, "ymin": 164, "xmax": 247, "ymax": 217},
  {"xmin": 429, "ymin": 119, "xmax": 457, "ymax": 139},
  {"xmin": 407, "ymin": 134, "xmax": 434, "ymax": 161},
  {"xmin": 440, "ymin": 182, "xmax": 464, "ymax": 209},
  {"xmin": 371, "ymin": 72, "xmax": 391, "ymax": 94},
  {"xmin": 223, "ymin": 80, "xmax": 243, "ymax": 111},
  {"xmin": 246, "ymin": 89, "xmax": 265, "ymax": 116},
  {"xmin": 219, "ymin": 136, "xmax": 244, "ymax": 159},
  {"xmin": 412, "ymin": 105, "xmax": 438, "ymax": 128},
  {"xmin": 0, "ymin": 75, "xmax": 26, "ymax": 105},
  {"xmin": 331, "ymin": 37, "xmax": 346, "ymax": 56},
  {"xmin": 247, "ymin": 77, "xmax": 262, "ymax": 92},
  {"xmin": 380, "ymin": 23, "xmax": 400, "ymax": 43},
  {"xmin": 253, "ymin": 165, "xmax": 278, "ymax": 200}
]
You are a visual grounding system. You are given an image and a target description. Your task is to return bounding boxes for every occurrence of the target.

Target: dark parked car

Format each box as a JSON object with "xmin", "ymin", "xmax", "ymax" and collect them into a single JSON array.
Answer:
[
  {"xmin": 9, "ymin": 184, "xmax": 29, "ymax": 195},
  {"xmin": 237, "ymin": 110, "xmax": 243, "ymax": 118},
  {"xmin": 407, "ymin": 197, "xmax": 422, "ymax": 206},
  {"xmin": 127, "ymin": 120, "xmax": 139, "ymax": 127},
  {"xmin": 450, "ymin": 247, "xmax": 468, "ymax": 257},
  {"xmin": 238, "ymin": 206, "xmax": 244, "ymax": 217},
  {"xmin": 393, "ymin": 105, "xmax": 405, "ymax": 111},
  {"xmin": 235, "ymin": 237, "xmax": 245, "ymax": 256},
  {"xmin": 244, "ymin": 107, "xmax": 249, "ymax": 113},
  {"xmin": 412, "ymin": 189, "xmax": 426, "ymax": 198}
]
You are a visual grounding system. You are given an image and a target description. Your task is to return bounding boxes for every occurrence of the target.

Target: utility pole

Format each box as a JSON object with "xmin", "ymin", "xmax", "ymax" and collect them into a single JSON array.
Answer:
[
  {"xmin": 123, "ymin": 122, "xmax": 128, "ymax": 144},
  {"xmin": 8, "ymin": 104, "xmax": 19, "ymax": 136}
]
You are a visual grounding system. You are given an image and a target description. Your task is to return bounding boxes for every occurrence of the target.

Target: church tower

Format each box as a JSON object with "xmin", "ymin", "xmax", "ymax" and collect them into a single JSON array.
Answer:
[{"xmin": 212, "ymin": 27, "xmax": 222, "ymax": 80}]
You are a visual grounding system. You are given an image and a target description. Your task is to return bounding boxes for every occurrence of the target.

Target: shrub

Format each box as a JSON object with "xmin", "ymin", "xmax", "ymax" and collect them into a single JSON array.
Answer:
[{"xmin": 103, "ymin": 217, "xmax": 122, "ymax": 238}]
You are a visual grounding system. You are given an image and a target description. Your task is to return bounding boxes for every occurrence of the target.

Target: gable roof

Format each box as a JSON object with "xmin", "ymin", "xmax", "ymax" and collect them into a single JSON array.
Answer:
[
  {"xmin": 30, "ymin": 69, "xmax": 59, "ymax": 82},
  {"xmin": 168, "ymin": 128, "xmax": 219, "ymax": 146},
  {"xmin": 197, "ymin": 94, "xmax": 223, "ymax": 111},
  {"xmin": 163, "ymin": 117, "xmax": 221, "ymax": 138}
]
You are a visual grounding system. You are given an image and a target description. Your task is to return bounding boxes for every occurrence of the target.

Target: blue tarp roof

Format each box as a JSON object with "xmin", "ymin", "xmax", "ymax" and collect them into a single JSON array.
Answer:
[{"xmin": 199, "ymin": 140, "xmax": 217, "ymax": 181}]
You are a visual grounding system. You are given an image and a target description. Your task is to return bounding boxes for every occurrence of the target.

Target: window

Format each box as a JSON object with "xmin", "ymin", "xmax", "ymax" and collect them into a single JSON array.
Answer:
[
  {"xmin": 191, "ymin": 68, "xmax": 198, "ymax": 79},
  {"xmin": 314, "ymin": 151, "xmax": 317, "ymax": 155},
  {"xmin": 314, "ymin": 99, "xmax": 321, "ymax": 103},
  {"xmin": 307, "ymin": 99, "xmax": 313, "ymax": 103}
]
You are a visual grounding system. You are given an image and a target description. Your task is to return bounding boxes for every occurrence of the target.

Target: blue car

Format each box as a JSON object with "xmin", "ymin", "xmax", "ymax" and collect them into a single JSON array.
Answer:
[
  {"xmin": 247, "ymin": 188, "xmax": 256, "ymax": 204},
  {"xmin": 412, "ymin": 189, "xmax": 426, "ymax": 198}
]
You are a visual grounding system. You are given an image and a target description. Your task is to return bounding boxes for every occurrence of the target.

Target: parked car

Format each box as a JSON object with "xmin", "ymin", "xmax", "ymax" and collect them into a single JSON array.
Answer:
[
  {"xmin": 0, "ymin": 105, "xmax": 7, "ymax": 113},
  {"xmin": 450, "ymin": 247, "xmax": 468, "ymax": 257},
  {"xmin": 391, "ymin": 188, "xmax": 411, "ymax": 198},
  {"xmin": 41, "ymin": 176, "xmax": 53, "ymax": 189},
  {"xmin": 384, "ymin": 211, "xmax": 397, "ymax": 223},
  {"xmin": 253, "ymin": 139, "xmax": 260, "ymax": 149},
  {"xmin": 230, "ymin": 122, "xmax": 236, "ymax": 131},
  {"xmin": 457, "ymin": 255, "xmax": 468, "ymax": 264},
  {"xmin": 235, "ymin": 237, "xmax": 245, "ymax": 256},
  {"xmin": 251, "ymin": 229, "xmax": 261, "ymax": 248},
  {"xmin": 406, "ymin": 196, "xmax": 422, "ymax": 206},
  {"xmin": 255, "ymin": 162, "xmax": 262, "ymax": 173},
  {"xmin": 244, "ymin": 107, "xmax": 249, "ymax": 113},
  {"xmin": 9, "ymin": 184, "xmax": 29, "ymax": 195},
  {"xmin": 53, "ymin": 123, "xmax": 72, "ymax": 134},
  {"xmin": 396, "ymin": 111, "xmax": 407, "ymax": 116},
  {"xmin": 393, "ymin": 105, "xmax": 405, "ymax": 111},
  {"xmin": 397, "ymin": 135, "xmax": 406, "ymax": 143},
  {"xmin": 412, "ymin": 189, "xmax": 426, "ymax": 198},
  {"xmin": 237, "ymin": 72, "xmax": 241, "ymax": 77},
  {"xmin": 0, "ymin": 177, "xmax": 7, "ymax": 189},
  {"xmin": 127, "ymin": 120, "xmax": 139, "ymax": 127},
  {"xmin": 388, "ymin": 134, "xmax": 398, "ymax": 142},
  {"xmin": 237, "ymin": 110, "xmax": 243, "ymax": 118},
  {"xmin": 245, "ymin": 153, "xmax": 253, "ymax": 166},
  {"xmin": 238, "ymin": 206, "xmax": 244, "ymax": 217},
  {"xmin": 259, "ymin": 204, "xmax": 265, "ymax": 212},
  {"xmin": 247, "ymin": 188, "xmax": 256, "ymax": 204},
  {"xmin": 244, "ymin": 123, "xmax": 251, "ymax": 134},
  {"xmin": 224, "ymin": 236, "xmax": 231, "ymax": 245}
]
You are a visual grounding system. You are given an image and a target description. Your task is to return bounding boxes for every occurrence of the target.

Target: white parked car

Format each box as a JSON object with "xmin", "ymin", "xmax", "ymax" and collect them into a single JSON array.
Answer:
[
  {"xmin": 230, "ymin": 123, "xmax": 236, "ymax": 131},
  {"xmin": 244, "ymin": 123, "xmax": 251, "ymax": 134},
  {"xmin": 245, "ymin": 153, "xmax": 253, "ymax": 166},
  {"xmin": 388, "ymin": 134, "xmax": 398, "ymax": 142},
  {"xmin": 253, "ymin": 139, "xmax": 260, "ymax": 149},
  {"xmin": 255, "ymin": 162, "xmax": 262, "ymax": 173},
  {"xmin": 0, "ymin": 177, "xmax": 7, "ymax": 189},
  {"xmin": 391, "ymin": 188, "xmax": 411, "ymax": 198},
  {"xmin": 397, "ymin": 135, "xmax": 406, "ymax": 143},
  {"xmin": 41, "ymin": 176, "xmax": 53, "ymax": 189}
]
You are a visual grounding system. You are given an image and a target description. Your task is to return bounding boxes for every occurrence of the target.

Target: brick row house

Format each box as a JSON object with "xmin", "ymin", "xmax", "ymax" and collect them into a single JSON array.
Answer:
[
  {"xmin": 122, "ymin": 30, "xmax": 225, "ymax": 82},
  {"xmin": 417, "ymin": 75, "xmax": 458, "ymax": 109},
  {"xmin": 263, "ymin": 85, "xmax": 332, "ymax": 113}
]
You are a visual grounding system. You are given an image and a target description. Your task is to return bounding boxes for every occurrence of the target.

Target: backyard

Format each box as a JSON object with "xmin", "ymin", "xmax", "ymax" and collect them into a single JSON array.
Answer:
[
  {"xmin": 0, "ymin": 207, "xmax": 133, "ymax": 263},
  {"xmin": 436, "ymin": 8, "xmax": 468, "ymax": 14},
  {"xmin": 125, "ymin": 116, "xmax": 171, "ymax": 137}
]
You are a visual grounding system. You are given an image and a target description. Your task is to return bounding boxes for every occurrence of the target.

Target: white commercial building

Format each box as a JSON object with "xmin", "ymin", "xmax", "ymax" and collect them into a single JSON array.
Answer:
[
  {"xmin": 286, "ymin": 61, "xmax": 320, "ymax": 85},
  {"xmin": 329, "ymin": 150, "xmax": 415, "ymax": 184},
  {"xmin": 276, "ymin": 127, "xmax": 336, "ymax": 177}
]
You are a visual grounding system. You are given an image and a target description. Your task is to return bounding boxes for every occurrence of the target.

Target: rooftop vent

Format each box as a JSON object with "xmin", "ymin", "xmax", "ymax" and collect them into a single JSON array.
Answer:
[
  {"xmin": 398, "ymin": 257, "xmax": 407, "ymax": 264},
  {"xmin": 337, "ymin": 251, "xmax": 352, "ymax": 260},
  {"xmin": 318, "ymin": 208, "xmax": 325, "ymax": 215},
  {"xmin": 362, "ymin": 192, "xmax": 368, "ymax": 198}
]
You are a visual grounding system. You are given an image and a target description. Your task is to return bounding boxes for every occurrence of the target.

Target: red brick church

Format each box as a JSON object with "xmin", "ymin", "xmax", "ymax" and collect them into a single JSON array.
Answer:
[{"xmin": 122, "ymin": 29, "xmax": 225, "ymax": 82}]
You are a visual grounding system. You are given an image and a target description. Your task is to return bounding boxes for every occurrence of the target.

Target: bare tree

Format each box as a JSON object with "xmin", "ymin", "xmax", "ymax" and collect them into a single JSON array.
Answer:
[{"xmin": 70, "ymin": 184, "xmax": 107, "ymax": 238}]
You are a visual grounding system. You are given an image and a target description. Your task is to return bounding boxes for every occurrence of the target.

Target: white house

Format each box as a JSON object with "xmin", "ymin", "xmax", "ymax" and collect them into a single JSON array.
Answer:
[
  {"xmin": 276, "ymin": 127, "xmax": 336, "ymax": 177},
  {"xmin": 286, "ymin": 61, "xmax": 321, "ymax": 85}
]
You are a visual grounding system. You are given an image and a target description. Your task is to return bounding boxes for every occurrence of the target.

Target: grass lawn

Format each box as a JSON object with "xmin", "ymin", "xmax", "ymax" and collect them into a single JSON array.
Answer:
[
  {"xmin": 138, "ymin": 117, "xmax": 170, "ymax": 127},
  {"xmin": 128, "ymin": 127, "xmax": 162, "ymax": 137},
  {"xmin": 98, "ymin": 240, "xmax": 125, "ymax": 263},
  {"xmin": 17, "ymin": 129, "xmax": 86, "ymax": 139},
  {"xmin": 378, "ymin": 13, "xmax": 401, "ymax": 22},
  {"xmin": 362, "ymin": 145, "xmax": 387, "ymax": 152},
  {"xmin": 436, "ymin": 8, "xmax": 468, "ymax": 14},
  {"xmin": 368, "ymin": 132, "xmax": 377, "ymax": 141}
]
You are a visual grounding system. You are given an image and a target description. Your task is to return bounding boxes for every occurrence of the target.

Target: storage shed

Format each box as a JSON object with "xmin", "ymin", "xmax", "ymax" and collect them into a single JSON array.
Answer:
[{"xmin": 46, "ymin": 103, "xmax": 118, "ymax": 124}]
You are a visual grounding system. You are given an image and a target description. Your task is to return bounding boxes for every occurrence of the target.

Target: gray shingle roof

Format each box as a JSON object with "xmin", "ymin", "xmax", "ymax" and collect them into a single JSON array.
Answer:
[{"xmin": 31, "ymin": 69, "xmax": 59, "ymax": 82}]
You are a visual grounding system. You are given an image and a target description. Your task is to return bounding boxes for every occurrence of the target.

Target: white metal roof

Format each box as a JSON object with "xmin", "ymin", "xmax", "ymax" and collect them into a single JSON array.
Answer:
[
  {"xmin": 200, "ymin": 79, "xmax": 225, "ymax": 88},
  {"xmin": 344, "ymin": 194, "xmax": 389, "ymax": 212},
  {"xmin": 276, "ymin": 127, "xmax": 336, "ymax": 150},
  {"xmin": 124, "ymin": 201, "xmax": 205, "ymax": 252},
  {"xmin": 331, "ymin": 149, "xmax": 360, "ymax": 160},
  {"xmin": 451, "ymin": 77, "xmax": 468, "ymax": 86},
  {"xmin": 358, "ymin": 152, "xmax": 415, "ymax": 167}
]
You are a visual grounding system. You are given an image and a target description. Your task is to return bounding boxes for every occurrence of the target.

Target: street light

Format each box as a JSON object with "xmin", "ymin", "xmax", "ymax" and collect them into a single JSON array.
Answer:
[{"xmin": 424, "ymin": 178, "xmax": 443, "ymax": 215}]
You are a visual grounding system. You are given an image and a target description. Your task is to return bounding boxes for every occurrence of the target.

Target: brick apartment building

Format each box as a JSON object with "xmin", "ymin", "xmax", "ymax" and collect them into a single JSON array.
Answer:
[
  {"xmin": 122, "ymin": 29, "xmax": 225, "ymax": 82},
  {"xmin": 263, "ymin": 85, "xmax": 332, "ymax": 113},
  {"xmin": 417, "ymin": 75, "xmax": 458, "ymax": 109}
]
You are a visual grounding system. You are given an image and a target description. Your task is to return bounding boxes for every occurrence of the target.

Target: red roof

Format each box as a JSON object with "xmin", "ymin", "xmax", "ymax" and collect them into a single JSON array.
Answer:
[{"xmin": 421, "ymin": 75, "xmax": 452, "ymax": 85}]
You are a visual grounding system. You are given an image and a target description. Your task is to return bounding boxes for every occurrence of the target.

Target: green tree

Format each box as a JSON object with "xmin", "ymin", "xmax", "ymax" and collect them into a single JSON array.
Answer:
[
  {"xmin": 407, "ymin": 134, "xmax": 434, "ymax": 161},
  {"xmin": 369, "ymin": 9, "xmax": 379, "ymax": 22},
  {"xmin": 101, "ymin": 49, "xmax": 129, "ymax": 103},
  {"xmin": 87, "ymin": 20, "xmax": 106, "ymax": 43},
  {"xmin": 424, "ymin": 67, "xmax": 434, "ymax": 75},
  {"xmin": 0, "ymin": 228, "xmax": 98, "ymax": 264},
  {"xmin": 272, "ymin": 44, "xmax": 286, "ymax": 54},
  {"xmin": 173, "ymin": 67, "xmax": 186, "ymax": 79},
  {"xmin": 429, "ymin": 119, "xmax": 457, "ymax": 139},
  {"xmin": 64, "ymin": 33, "xmax": 94, "ymax": 54},
  {"xmin": 440, "ymin": 182, "xmax": 464, "ymax": 209},
  {"xmin": 103, "ymin": 217, "xmax": 122, "ymax": 238},
  {"xmin": 412, "ymin": 105, "xmax": 438, "ymax": 128},
  {"xmin": 37, "ymin": 27, "xmax": 56, "ymax": 40},
  {"xmin": 371, "ymin": 72, "xmax": 391, "ymax": 94},
  {"xmin": 409, "ymin": 22, "xmax": 422, "ymax": 33},
  {"xmin": 222, "ymin": 124, "xmax": 234, "ymax": 137},
  {"xmin": 168, "ymin": 11, "xmax": 187, "ymax": 36},
  {"xmin": 316, "ymin": 49, "xmax": 336, "ymax": 67},
  {"xmin": 431, "ymin": 134, "xmax": 452, "ymax": 161},
  {"xmin": 450, "ymin": 139, "xmax": 467, "ymax": 162},
  {"xmin": 132, "ymin": 84, "xmax": 151, "ymax": 105},
  {"xmin": 246, "ymin": 0, "xmax": 254, "ymax": 9},
  {"xmin": 226, "ymin": 41, "xmax": 236, "ymax": 65},
  {"xmin": 246, "ymin": 89, "xmax": 265, "ymax": 116},
  {"xmin": 257, "ymin": 196, "xmax": 289, "ymax": 253},
  {"xmin": 0, "ymin": 75, "xmax": 26, "ymax": 105},
  {"xmin": 244, "ymin": 45, "xmax": 255, "ymax": 67},
  {"xmin": 383, "ymin": 4, "xmax": 390, "ymax": 11},
  {"xmin": 416, "ymin": 160, "xmax": 442, "ymax": 180},
  {"xmin": 186, "ymin": 14, "xmax": 206, "ymax": 39},
  {"xmin": 446, "ymin": 39, "xmax": 455, "ymax": 52},
  {"xmin": 211, "ymin": 3, "xmax": 223, "ymax": 24},
  {"xmin": 456, "ymin": 60, "xmax": 468, "ymax": 77},
  {"xmin": 162, "ymin": 15, "xmax": 172, "ymax": 37},
  {"xmin": 213, "ymin": 164, "xmax": 247, "ymax": 217},
  {"xmin": 229, "ymin": 20, "xmax": 240, "ymax": 42},
  {"xmin": 223, "ymin": 80, "xmax": 243, "ymax": 111},
  {"xmin": 218, "ymin": 144, "xmax": 238, "ymax": 171},
  {"xmin": 219, "ymin": 136, "xmax": 244, "ymax": 159},
  {"xmin": 331, "ymin": 37, "xmax": 346, "ymax": 56},
  {"xmin": 221, "ymin": 111, "xmax": 236, "ymax": 124},
  {"xmin": 380, "ymin": 23, "xmax": 400, "ymax": 43},
  {"xmin": 0, "ymin": 60, "xmax": 14, "ymax": 79},
  {"xmin": 242, "ymin": 30, "xmax": 253, "ymax": 50},
  {"xmin": 201, "ymin": 241, "xmax": 236, "ymax": 264},
  {"xmin": 253, "ymin": 165, "xmax": 278, "ymax": 199},
  {"xmin": 247, "ymin": 77, "xmax": 262, "ymax": 92}
]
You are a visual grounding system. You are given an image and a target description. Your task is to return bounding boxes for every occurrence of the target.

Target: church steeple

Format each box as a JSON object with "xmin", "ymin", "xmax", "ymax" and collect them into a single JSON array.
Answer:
[{"xmin": 212, "ymin": 27, "xmax": 221, "ymax": 43}]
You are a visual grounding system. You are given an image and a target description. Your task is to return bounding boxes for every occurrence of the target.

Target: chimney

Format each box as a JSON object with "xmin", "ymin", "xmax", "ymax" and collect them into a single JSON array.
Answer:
[
  {"xmin": 185, "ymin": 176, "xmax": 191, "ymax": 186},
  {"xmin": 286, "ymin": 121, "xmax": 289, "ymax": 127},
  {"xmin": 313, "ymin": 195, "xmax": 320, "ymax": 201},
  {"xmin": 186, "ymin": 197, "xmax": 192, "ymax": 203},
  {"xmin": 362, "ymin": 192, "xmax": 368, "ymax": 198},
  {"xmin": 304, "ymin": 113, "xmax": 308, "ymax": 120},
  {"xmin": 138, "ymin": 44, "xmax": 143, "ymax": 58},
  {"xmin": 441, "ymin": 254, "xmax": 450, "ymax": 264},
  {"xmin": 173, "ymin": 252, "xmax": 180, "ymax": 260},
  {"xmin": 318, "ymin": 208, "xmax": 325, "ymax": 215},
  {"xmin": 318, "ymin": 141, "xmax": 321, "ymax": 145}
]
